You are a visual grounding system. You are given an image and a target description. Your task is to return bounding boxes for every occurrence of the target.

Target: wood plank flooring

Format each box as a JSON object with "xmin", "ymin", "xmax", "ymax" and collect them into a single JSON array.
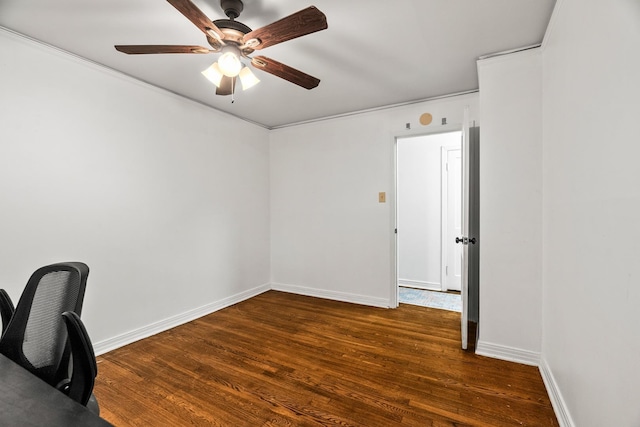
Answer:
[{"xmin": 94, "ymin": 291, "xmax": 558, "ymax": 426}]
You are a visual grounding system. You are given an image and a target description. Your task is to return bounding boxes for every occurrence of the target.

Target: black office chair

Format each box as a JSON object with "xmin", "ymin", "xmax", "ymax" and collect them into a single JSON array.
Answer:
[
  {"xmin": 0, "ymin": 288, "xmax": 15, "ymax": 336},
  {"xmin": 0, "ymin": 262, "xmax": 99, "ymax": 412},
  {"xmin": 62, "ymin": 311, "xmax": 98, "ymax": 406}
]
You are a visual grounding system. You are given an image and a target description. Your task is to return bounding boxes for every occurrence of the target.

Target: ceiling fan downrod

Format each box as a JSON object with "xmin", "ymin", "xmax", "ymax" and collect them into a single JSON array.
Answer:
[{"xmin": 220, "ymin": 0, "xmax": 243, "ymax": 20}]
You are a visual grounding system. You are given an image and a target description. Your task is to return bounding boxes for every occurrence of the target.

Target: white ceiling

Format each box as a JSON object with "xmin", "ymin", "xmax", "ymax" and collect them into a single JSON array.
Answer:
[{"xmin": 0, "ymin": 0, "xmax": 555, "ymax": 128}]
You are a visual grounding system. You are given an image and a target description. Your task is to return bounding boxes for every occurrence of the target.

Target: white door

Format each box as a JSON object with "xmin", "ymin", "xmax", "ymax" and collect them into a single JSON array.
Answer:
[
  {"xmin": 460, "ymin": 107, "xmax": 470, "ymax": 350},
  {"xmin": 443, "ymin": 148, "xmax": 462, "ymax": 291}
]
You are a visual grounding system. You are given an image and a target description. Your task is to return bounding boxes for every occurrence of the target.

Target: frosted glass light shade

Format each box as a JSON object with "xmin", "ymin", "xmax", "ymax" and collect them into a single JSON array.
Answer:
[
  {"xmin": 201, "ymin": 62, "xmax": 223, "ymax": 87},
  {"xmin": 239, "ymin": 66, "xmax": 260, "ymax": 90},
  {"xmin": 218, "ymin": 51, "xmax": 242, "ymax": 77}
]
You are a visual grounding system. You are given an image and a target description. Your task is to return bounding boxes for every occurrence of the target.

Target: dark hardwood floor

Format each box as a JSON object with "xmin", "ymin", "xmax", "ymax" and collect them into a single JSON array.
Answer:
[{"xmin": 94, "ymin": 291, "xmax": 558, "ymax": 426}]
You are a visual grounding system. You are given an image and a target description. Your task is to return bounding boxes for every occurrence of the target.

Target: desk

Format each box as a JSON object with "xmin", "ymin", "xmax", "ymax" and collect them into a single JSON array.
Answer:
[{"xmin": 0, "ymin": 354, "xmax": 112, "ymax": 426}]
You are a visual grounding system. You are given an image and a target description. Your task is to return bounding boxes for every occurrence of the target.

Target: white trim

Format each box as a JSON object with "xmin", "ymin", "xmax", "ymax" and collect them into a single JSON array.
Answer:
[
  {"xmin": 270, "ymin": 91, "xmax": 479, "ymax": 130},
  {"xmin": 541, "ymin": 0, "xmax": 565, "ymax": 51},
  {"xmin": 94, "ymin": 282, "xmax": 392, "ymax": 356},
  {"xmin": 540, "ymin": 358, "xmax": 575, "ymax": 427},
  {"xmin": 477, "ymin": 46, "xmax": 541, "ymax": 69},
  {"xmin": 0, "ymin": 26, "xmax": 269, "ymax": 130},
  {"xmin": 393, "ymin": 126, "xmax": 465, "ymax": 312},
  {"xmin": 398, "ymin": 279, "xmax": 441, "ymax": 290},
  {"xmin": 1, "ymin": 26, "xmax": 482, "ymax": 132},
  {"xmin": 393, "ymin": 123, "xmax": 467, "ymax": 140},
  {"xmin": 477, "ymin": 44, "xmax": 541, "ymax": 61},
  {"xmin": 271, "ymin": 282, "xmax": 390, "ymax": 308},
  {"xmin": 93, "ymin": 283, "xmax": 271, "ymax": 355},
  {"xmin": 391, "ymin": 134, "xmax": 399, "ymax": 308},
  {"xmin": 441, "ymin": 142, "xmax": 462, "ymax": 292},
  {"xmin": 475, "ymin": 340, "xmax": 541, "ymax": 366},
  {"xmin": 441, "ymin": 146, "xmax": 449, "ymax": 293}
]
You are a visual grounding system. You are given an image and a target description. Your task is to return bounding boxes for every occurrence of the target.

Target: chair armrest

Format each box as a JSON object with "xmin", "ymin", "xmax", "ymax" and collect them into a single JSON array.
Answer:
[
  {"xmin": 0, "ymin": 289, "xmax": 15, "ymax": 335},
  {"xmin": 61, "ymin": 311, "xmax": 97, "ymax": 407}
]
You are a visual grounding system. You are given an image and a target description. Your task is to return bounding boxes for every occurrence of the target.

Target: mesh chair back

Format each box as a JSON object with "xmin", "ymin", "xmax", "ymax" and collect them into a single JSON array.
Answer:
[{"xmin": 0, "ymin": 262, "xmax": 89, "ymax": 387}]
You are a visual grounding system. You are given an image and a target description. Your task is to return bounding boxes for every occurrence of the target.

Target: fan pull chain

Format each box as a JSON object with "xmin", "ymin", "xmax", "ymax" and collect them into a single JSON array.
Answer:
[{"xmin": 231, "ymin": 78, "xmax": 235, "ymax": 103}]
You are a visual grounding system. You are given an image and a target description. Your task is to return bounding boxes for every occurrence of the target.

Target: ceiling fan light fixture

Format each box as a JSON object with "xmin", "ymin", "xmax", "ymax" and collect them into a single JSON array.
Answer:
[
  {"xmin": 201, "ymin": 62, "xmax": 224, "ymax": 87},
  {"xmin": 239, "ymin": 66, "xmax": 260, "ymax": 90},
  {"xmin": 218, "ymin": 45, "xmax": 242, "ymax": 77}
]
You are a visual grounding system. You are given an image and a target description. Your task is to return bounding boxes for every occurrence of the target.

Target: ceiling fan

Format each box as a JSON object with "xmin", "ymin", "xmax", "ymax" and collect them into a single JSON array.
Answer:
[{"xmin": 115, "ymin": 0, "xmax": 327, "ymax": 96}]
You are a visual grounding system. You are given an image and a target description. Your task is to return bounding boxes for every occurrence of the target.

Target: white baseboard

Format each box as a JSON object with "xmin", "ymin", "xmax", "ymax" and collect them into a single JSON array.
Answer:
[
  {"xmin": 539, "ymin": 357, "xmax": 575, "ymax": 427},
  {"xmin": 93, "ymin": 283, "xmax": 271, "ymax": 355},
  {"xmin": 92, "ymin": 282, "xmax": 571, "ymax": 427},
  {"xmin": 475, "ymin": 340, "xmax": 540, "ymax": 366},
  {"xmin": 94, "ymin": 282, "xmax": 391, "ymax": 356},
  {"xmin": 398, "ymin": 279, "xmax": 441, "ymax": 291},
  {"xmin": 270, "ymin": 282, "xmax": 391, "ymax": 308},
  {"xmin": 476, "ymin": 343, "xmax": 571, "ymax": 426}
]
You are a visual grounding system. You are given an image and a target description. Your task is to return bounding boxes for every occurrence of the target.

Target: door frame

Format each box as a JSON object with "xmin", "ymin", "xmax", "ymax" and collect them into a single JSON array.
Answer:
[
  {"xmin": 441, "ymin": 143, "xmax": 462, "ymax": 292},
  {"xmin": 390, "ymin": 124, "xmax": 464, "ymax": 309}
]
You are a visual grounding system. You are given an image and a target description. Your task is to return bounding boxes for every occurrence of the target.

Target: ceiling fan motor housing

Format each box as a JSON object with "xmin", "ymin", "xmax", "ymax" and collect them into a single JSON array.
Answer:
[
  {"xmin": 220, "ymin": 0, "xmax": 243, "ymax": 19},
  {"xmin": 208, "ymin": 19, "xmax": 253, "ymax": 52}
]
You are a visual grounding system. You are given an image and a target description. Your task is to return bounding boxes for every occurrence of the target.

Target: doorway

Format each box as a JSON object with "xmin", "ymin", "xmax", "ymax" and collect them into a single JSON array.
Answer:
[{"xmin": 396, "ymin": 131, "xmax": 462, "ymax": 311}]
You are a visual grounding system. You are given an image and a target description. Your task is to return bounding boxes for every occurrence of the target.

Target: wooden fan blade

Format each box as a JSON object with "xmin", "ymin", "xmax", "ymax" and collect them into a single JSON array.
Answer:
[
  {"xmin": 216, "ymin": 76, "xmax": 237, "ymax": 96},
  {"xmin": 115, "ymin": 45, "xmax": 212, "ymax": 54},
  {"xmin": 251, "ymin": 56, "xmax": 320, "ymax": 89},
  {"xmin": 243, "ymin": 6, "xmax": 327, "ymax": 50},
  {"xmin": 167, "ymin": 0, "xmax": 225, "ymax": 40}
]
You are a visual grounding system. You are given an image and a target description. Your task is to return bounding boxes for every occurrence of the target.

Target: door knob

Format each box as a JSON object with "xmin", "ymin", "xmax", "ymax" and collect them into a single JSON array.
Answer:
[{"xmin": 456, "ymin": 237, "xmax": 477, "ymax": 245}]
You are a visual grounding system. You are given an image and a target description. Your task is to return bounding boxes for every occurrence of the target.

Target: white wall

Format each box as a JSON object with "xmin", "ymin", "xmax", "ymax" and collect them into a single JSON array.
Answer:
[
  {"xmin": 270, "ymin": 94, "xmax": 478, "ymax": 307},
  {"xmin": 0, "ymin": 29, "xmax": 271, "ymax": 349},
  {"xmin": 397, "ymin": 132, "xmax": 460, "ymax": 290},
  {"xmin": 540, "ymin": 0, "xmax": 640, "ymax": 425},
  {"xmin": 476, "ymin": 49, "xmax": 543, "ymax": 362}
]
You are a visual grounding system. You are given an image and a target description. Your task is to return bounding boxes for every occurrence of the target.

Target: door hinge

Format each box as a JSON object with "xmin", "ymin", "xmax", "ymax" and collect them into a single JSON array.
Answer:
[{"xmin": 395, "ymin": 228, "xmax": 397, "ymax": 234}]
